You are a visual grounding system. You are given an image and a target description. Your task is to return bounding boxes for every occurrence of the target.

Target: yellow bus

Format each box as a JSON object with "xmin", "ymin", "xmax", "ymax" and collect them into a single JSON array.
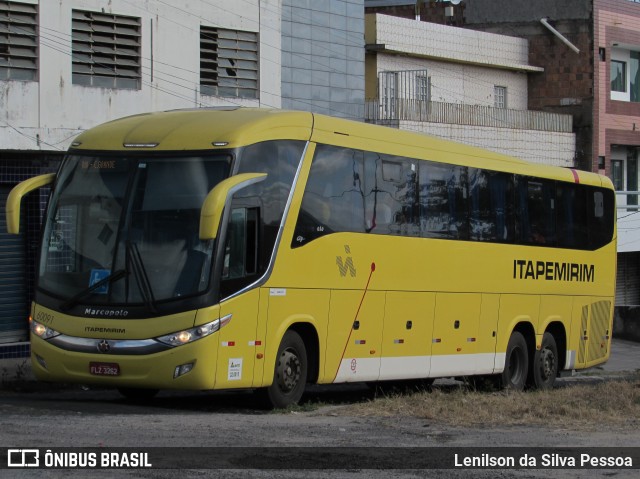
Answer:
[{"xmin": 6, "ymin": 108, "xmax": 616, "ymax": 407}]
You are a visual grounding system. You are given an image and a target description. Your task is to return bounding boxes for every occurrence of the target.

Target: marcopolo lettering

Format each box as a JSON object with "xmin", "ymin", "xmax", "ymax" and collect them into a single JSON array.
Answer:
[
  {"xmin": 84, "ymin": 308, "xmax": 129, "ymax": 318},
  {"xmin": 513, "ymin": 259, "xmax": 595, "ymax": 283}
]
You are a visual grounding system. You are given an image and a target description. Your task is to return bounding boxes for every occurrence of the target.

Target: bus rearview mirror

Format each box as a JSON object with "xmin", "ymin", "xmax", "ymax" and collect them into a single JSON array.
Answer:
[
  {"xmin": 199, "ymin": 172, "xmax": 267, "ymax": 240},
  {"xmin": 5, "ymin": 173, "xmax": 56, "ymax": 234}
]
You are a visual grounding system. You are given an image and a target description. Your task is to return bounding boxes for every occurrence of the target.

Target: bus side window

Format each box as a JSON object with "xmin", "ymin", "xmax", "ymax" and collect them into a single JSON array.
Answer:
[
  {"xmin": 588, "ymin": 188, "xmax": 615, "ymax": 250},
  {"xmin": 469, "ymin": 169, "xmax": 513, "ymax": 242},
  {"xmin": 419, "ymin": 162, "xmax": 468, "ymax": 240},
  {"xmin": 557, "ymin": 183, "xmax": 588, "ymax": 250},
  {"xmin": 363, "ymin": 152, "xmax": 419, "ymax": 236},
  {"xmin": 221, "ymin": 207, "xmax": 259, "ymax": 289},
  {"xmin": 293, "ymin": 145, "xmax": 365, "ymax": 246},
  {"xmin": 517, "ymin": 177, "xmax": 556, "ymax": 246}
]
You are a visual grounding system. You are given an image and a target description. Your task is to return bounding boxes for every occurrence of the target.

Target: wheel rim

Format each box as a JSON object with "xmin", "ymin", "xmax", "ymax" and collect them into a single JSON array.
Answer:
[
  {"xmin": 539, "ymin": 347, "xmax": 556, "ymax": 381},
  {"xmin": 276, "ymin": 348, "xmax": 301, "ymax": 394}
]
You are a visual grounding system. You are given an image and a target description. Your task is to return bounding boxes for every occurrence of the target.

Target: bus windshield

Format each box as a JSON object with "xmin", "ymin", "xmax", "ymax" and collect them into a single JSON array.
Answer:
[{"xmin": 38, "ymin": 154, "xmax": 231, "ymax": 308}]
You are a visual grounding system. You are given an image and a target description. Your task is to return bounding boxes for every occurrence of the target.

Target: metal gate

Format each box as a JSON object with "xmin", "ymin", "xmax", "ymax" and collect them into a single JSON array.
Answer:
[{"xmin": 0, "ymin": 186, "xmax": 29, "ymax": 343}]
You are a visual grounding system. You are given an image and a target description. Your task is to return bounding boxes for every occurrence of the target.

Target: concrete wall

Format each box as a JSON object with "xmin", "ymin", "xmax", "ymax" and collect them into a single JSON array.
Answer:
[
  {"xmin": 0, "ymin": 0, "xmax": 282, "ymax": 151},
  {"xmin": 400, "ymin": 121, "xmax": 576, "ymax": 167},
  {"xmin": 281, "ymin": 0, "xmax": 365, "ymax": 119},
  {"xmin": 374, "ymin": 53, "xmax": 529, "ymax": 110},
  {"xmin": 372, "ymin": 14, "xmax": 536, "ymax": 73}
]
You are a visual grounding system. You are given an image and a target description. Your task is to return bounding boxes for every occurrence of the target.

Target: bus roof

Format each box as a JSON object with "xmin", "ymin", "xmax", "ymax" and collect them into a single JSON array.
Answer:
[{"xmin": 70, "ymin": 107, "xmax": 611, "ymax": 189}]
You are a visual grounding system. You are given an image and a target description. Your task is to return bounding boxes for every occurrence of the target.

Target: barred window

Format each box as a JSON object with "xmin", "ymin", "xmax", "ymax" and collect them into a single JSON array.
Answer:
[
  {"xmin": 201, "ymin": 26, "xmax": 258, "ymax": 99},
  {"xmin": 0, "ymin": 1, "xmax": 37, "ymax": 81},
  {"xmin": 71, "ymin": 10, "xmax": 141, "ymax": 89}
]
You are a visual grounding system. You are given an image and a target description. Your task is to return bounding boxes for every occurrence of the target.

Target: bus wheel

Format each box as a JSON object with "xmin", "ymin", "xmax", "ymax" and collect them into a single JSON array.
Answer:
[
  {"xmin": 118, "ymin": 388, "xmax": 159, "ymax": 401},
  {"xmin": 261, "ymin": 330, "xmax": 307, "ymax": 409},
  {"xmin": 531, "ymin": 332, "xmax": 558, "ymax": 390},
  {"xmin": 501, "ymin": 331, "xmax": 528, "ymax": 391}
]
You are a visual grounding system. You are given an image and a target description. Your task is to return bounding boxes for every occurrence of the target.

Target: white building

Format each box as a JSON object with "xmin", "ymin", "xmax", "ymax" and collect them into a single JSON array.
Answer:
[
  {"xmin": 1, "ymin": 0, "xmax": 281, "ymax": 151},
  {"xmin": 365, "ymin": 13, "xmax": 576, "ymax": 167}
]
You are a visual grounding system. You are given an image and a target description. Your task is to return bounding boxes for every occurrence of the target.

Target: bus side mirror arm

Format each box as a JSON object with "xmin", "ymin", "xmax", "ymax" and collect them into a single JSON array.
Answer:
[
  {"xmin": 5, "ymin": 173, "xmax": 56, "ymax": 234},
  {"xmin": 199, "ymin": 173, "xmax": 267, "ymax": 240}
]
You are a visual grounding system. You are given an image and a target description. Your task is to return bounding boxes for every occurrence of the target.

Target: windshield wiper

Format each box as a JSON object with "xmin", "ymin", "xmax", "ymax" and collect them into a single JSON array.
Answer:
[
  {"xmin": 126, "ymin": 241, "xmax": 158, "ymax": 314},
  {"xmin": 60, "ymin": 269, "xmax": 127, "ymax": 312}
]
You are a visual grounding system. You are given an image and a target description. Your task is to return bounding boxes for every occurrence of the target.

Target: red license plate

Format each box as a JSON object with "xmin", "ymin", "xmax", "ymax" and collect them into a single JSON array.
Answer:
[{"xmin": 89, "ymin": 362, "xmax": 120, "ymax": 376}]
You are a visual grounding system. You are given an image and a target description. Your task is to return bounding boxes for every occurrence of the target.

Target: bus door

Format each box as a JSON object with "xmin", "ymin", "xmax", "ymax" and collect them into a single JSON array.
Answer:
[
  {"xmin": 214, "ymin": 207, "xmax": 263, "ymax": 389},
  {"xmin": 431, "ymin": 293, "xmax": 482, "ymax": 376},
  {"xmin": 326, "ymin": 290, "xmax": 385, "ymax": 383},
  {"xmin": 215, "ymin": 290, "xmax": 261, "ymax": 389},
  {"xmin": 379, "ymin": 291, "xmax": 435, "ymax": 380}
]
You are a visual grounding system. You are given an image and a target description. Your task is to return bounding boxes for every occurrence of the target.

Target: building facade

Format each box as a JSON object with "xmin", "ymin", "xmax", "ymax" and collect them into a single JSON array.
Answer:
[
  {"xmin": 364, "ymin": 13, "xmax": 576, "ymax": 167},
  {"xmin": 281, "ymin": 0, "xmax": 365, "ymax": 119},
  {"xmin": 462, "ymin": 0, "xmax": 640, "ymax": 308}
]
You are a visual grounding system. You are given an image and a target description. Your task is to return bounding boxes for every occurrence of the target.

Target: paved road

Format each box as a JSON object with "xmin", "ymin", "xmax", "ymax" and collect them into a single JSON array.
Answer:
[
  {"xmin": 0, "ymin": 339, "xmax": 638, "ymax": 478},
  {"xmin": 594, "ymin": 339, "xmax": 639, "ymax": 373}
]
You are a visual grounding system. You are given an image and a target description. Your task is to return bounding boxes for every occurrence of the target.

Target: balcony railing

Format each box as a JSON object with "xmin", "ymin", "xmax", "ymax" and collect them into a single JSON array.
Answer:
[
  {"xmin": 365, "ymin": 99, "xmax": 573, "ymax": 133},
  {"xmin": 616, "ymin": 191, "xmax": 640, "ymax": 210}
]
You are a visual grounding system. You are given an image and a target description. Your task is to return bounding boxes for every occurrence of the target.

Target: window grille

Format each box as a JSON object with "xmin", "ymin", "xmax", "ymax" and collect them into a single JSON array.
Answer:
[
  {"xmin": 71, "ymin": 10, "xmax": 141, "ymax": 89},
  {"xmin": 201, "ymin": 26, "xmax": 258, "ymax": 99},
  {"xmin": 0, "ymin": 1, "xmax": 37, "ymax": 81}
]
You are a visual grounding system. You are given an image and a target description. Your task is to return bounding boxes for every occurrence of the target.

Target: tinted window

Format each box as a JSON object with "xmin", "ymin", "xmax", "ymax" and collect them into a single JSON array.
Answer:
[
  {"xmin": 419, "ymin": 162, "xmax": 468, "ymax": 239},
  {"xmin": 517, "ymin": 178, "xmax": 556, "ymax": 246},
  {"xmin": 221, "ymin": 140, "xmax": 304, "ymax": 297},
  {"xmin": 294, "ymin": 145, "xmax": 366, "ymax": 247},
  {"xmin": 469, "ymin": 169, "xmax": 514, "ymax": 242},
  {"xmin": 363, "ymin": 152, "xmax": 419, "ymax": 237},
  {"xmin": 588, "ymin": 187, "xmax": 615, "ymax": 250},
  {"xmin": 293, "ymin": 144, "xmax": 615, "ymax": 252},
  {"xmin": 557, "ymin": 183, "xmax": 588, "ymax": 249}
]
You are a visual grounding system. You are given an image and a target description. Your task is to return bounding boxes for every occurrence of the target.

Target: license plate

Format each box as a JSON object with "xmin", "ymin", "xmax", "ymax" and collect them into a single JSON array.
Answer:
[{"xmin": 89, "ymin": 362, "xmax": 120, "ymax": 376}]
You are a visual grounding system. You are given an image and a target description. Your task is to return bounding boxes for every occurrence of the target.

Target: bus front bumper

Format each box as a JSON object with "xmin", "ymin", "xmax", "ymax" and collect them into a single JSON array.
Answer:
[{"xmin": 29, "ymin": 333, "xmax": 219, "ymax": 390}]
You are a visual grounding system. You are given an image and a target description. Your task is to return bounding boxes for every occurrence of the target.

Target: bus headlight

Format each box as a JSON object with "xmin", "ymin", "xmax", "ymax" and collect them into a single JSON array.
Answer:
[
  {"xmin": 156, "ymin": 316, "xmax": 230, "ymax": 347},
  {"xmin": 30, "ymin": 319, "xmax": 61, "ymax": 340}
]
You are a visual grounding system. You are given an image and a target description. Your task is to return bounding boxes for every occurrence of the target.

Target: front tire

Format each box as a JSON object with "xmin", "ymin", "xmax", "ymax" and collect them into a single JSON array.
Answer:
[
  {"xmin": 501, "ymin": 331, "xmax": 528, "ymax": 391},
  {"xmin": 260, "ymin": 330, "xmax": 307, "ymax": 409},
  {"xmin": 530, "ymin": 332, "xmax": 558, "ymax": 390}
]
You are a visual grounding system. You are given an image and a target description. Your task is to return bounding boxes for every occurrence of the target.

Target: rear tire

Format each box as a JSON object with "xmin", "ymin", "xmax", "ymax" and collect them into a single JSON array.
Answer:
[
  {"xmin": 500, "ymin": 331, "xmax": 528, "ymax": 391},
  {"xmin": 530, "ymin": 332, "xmax": 558, "ymax": 390},
  {"xmin": 259, "ymin": 330, "xmax": 307, "ymax": 409}
]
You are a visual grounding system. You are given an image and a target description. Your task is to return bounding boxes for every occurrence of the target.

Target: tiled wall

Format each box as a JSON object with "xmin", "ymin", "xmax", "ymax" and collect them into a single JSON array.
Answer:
[
  {"xmin": 374, "ymin": 14, "xmax": 532, "ymax": 70},
  {"xmin": 0, "ymin": 342, "xmax": 30, "ymax": 360},
  {"xmin": 0, "ymin": 153, "xmax": 62, "ymax": 353},
  {"xmin": 281, "ymin": 0, "xmax": 365, "ymax": 120},
  {"xmin": 401, "ymin": 121, "xmax": 576, "ymax": 167}
]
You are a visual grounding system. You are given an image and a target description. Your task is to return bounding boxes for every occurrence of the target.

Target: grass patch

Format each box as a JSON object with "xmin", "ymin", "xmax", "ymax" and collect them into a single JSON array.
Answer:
[{"xmin": 337, "ymin": 376, "xmax": 640, "ymax": 431}]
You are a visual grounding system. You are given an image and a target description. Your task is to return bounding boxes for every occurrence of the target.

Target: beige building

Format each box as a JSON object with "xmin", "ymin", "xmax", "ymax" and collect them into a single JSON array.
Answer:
[{"xmin": 365, "ymin": 13, "xmax": 576, "ymax": 167}]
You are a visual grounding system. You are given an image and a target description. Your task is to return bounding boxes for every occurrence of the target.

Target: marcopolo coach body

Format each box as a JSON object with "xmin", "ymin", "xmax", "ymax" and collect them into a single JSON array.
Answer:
[{"xmin": 6, "ymin": 108, "xmax": 617, "ymax": 407}]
